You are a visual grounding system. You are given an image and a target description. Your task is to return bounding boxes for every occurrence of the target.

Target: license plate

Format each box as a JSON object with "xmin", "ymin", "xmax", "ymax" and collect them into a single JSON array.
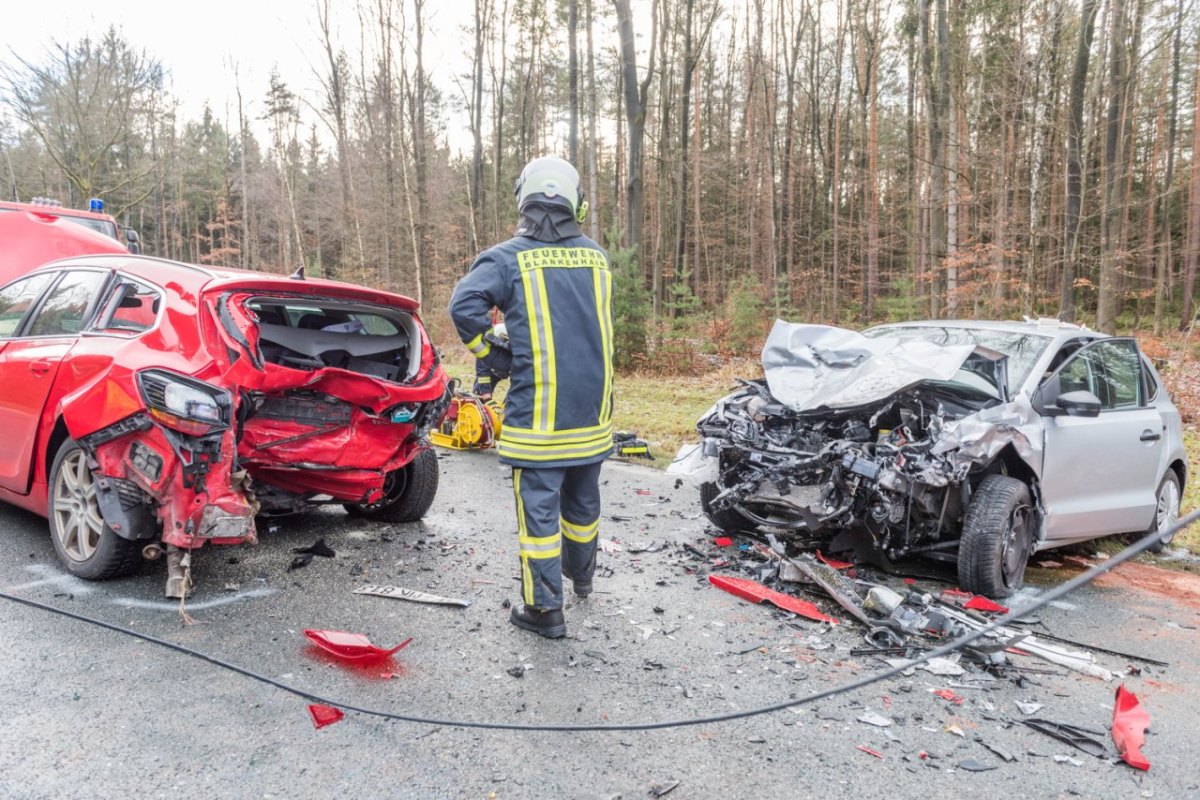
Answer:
[{"xmin": 353, "ymin": 585, "xmax": 472, "ymax": 608}]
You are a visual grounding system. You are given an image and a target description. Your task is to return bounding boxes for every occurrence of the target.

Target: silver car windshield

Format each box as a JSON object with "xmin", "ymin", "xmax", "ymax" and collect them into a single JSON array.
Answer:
[{"xmin": 864, "ymin": 325, "xmax": 1052, "ymax": 393}]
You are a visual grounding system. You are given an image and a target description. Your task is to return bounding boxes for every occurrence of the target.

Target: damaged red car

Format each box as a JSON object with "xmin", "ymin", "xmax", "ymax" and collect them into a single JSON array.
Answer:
[{"xmin": 0, "ymin": 254, "xmax": 448, "ymax": 595}]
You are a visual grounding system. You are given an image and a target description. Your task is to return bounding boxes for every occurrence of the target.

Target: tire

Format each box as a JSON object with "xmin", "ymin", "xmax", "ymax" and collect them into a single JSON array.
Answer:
[
  {"xmin": 47, "ymin": 438, "xmax": 141, "ymax": 580},
  {"xmin": 344, "ymin": 447, "xmax": 439, "ymax": 523},
  {"xmin": 699, "ymin": 481, "xmax": 755, "ymax": 532},
  {"xmin": 1146, "ymin": 471, "xmax": 1181, "ymax": 554},
  {"xmin": 957, "ymin": 474, "xmax": 1034, "ymax": 599}
]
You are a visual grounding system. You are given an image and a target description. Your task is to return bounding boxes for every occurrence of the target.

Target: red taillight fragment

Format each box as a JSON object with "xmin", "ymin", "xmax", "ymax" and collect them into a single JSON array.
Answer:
[
  {"xmin": 308, "ymin": 704, "xmax": 345, "ymax": 729},
  {"xmin": 303, "ymin": 629, "xmax": 413, "ymax": 662}
]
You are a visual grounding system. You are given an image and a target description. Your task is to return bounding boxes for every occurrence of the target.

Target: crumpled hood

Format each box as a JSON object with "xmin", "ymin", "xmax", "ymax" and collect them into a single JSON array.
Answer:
[{"xmin": 761, "ymin": 320, "xmax": 992, "ymax": 411}]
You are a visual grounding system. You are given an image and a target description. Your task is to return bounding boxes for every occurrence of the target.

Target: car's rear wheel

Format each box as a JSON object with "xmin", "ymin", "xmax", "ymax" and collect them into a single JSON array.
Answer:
[
  {"xmin": 957, "ymin": 474, "xmax": 1033, "ymax": 598},
  {"xmin": 344, "ymin": 447, "xmax": 439, "ymax": 523},
  {"xmin": 700, "ymin": 481, "xmax": 756, "ymax": 532},
  {"xmin": 48, "ymin": 439, "xmax": 141, "ymax": 580},
  {"xmin": 1146, "ymin": 471, "xmax": 1181, "ymax": 554}
]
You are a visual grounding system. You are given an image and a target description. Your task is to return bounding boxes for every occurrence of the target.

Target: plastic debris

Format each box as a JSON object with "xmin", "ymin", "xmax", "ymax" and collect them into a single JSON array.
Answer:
[
  {"xmin": 304, "ymin": 629, "xmax": 413, "ymax": 662},
  {"xmin": 964, "ymin": 596, "xmax": 1009, "ymax": 614},
  {"xmin": 1112, "ymin": 684, "xmax": 1152, "ymax": 771},
  {"xmin": 957, "ymin": 759, "xmax": 996, "ymax": 772},
  {"xmin": 978, "ymin": 739, "xmax": 1017, "ymax": 762},
  {"xmin": 921, "ymin": 656, "xmax": 966, "ymax": 677},
  {"xmin": 288, "ymin": 553, "xmax": 314, "ymax": 571},
  {"xmin": 708, "ymin": 574, "xmax": 839, "ymax": 624},
  {"xmin": 933, "ymin": 689, "xmax": 965, "ymax": 705},
  {"xmin": 864, "ymin": 586, "xmax": 904, "ymax": 615},
  {"xmin": 856, "ymin": 745, "xmax": 884, "ymax": 759},
  {"xmin": 308, "ymin": 704, "xmax": 345, "ymax": 729},
  {"xmin": 1020, "ymin": 718, "xmax": 1107, "ymax": 758},
  {"xmin": 294, "ymin": 538, "xmax": 337, "ymax": 558},
  {"xmin": 353, "ymin": 585, "xmax": 472, "ymax": 608},
  {"xmin": 1015, "ymin": 701, "xmax": 1043, "ymax": 716},
  {"xmin": 816, "ymin": 551, "xmax": 854, "ymax": 570},
  {"xmin": 857, "ymin": 710, "xmax": 893, "ymax": 727},
  {"xmin": 714, "ymin": 536, "xmax": 734, "ymax": 548},
  {"xmin": 650, "ymin": 780, "xmax": 680, "ymax": 797},
  {"xmin": 1052, "ymin": 754, "xmax": 1083, "ymax": 766}
]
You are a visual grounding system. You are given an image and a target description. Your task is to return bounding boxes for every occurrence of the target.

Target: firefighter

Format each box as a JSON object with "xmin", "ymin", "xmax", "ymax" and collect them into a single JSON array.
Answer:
[{"xmin": 449, "ymin": 156, "xmax": 613, "ymax": 639}]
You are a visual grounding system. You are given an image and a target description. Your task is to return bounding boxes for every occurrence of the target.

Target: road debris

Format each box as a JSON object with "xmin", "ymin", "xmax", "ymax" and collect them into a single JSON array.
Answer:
[
  {"xmin": 708, "ymin": 574, "xmax": 839, "ymax": 624},
  {"xmin": 1112, "ymin": 684, "xmax": 1152, "ymax": 771},
  {"xmin": 856, "ymin": 745, "xmax": 884, "ymax": 759},
  {"xmin": 353, "ymin": 585, "xmax": 472, "ymax": 608},
  {"xmin": 304, "ymin": 629, "xmax": 413, "ymax": 662},
  {"xmin": 649, "ymin": 779, "xmax": 681, "ymax": 797},
  {"xmin": 308, "ymin": 704, "xmax": 345, "ymax": 729},
  {"xmin": 294, "ymin": 538, "xmax": 337, "ymax": 558},
  {"xmin": 857, "ymin": 710, "xmax": 893, "ymax": 727},
  {"xmin": 1020, "ymin": 718, "xmax": 1107, "ymax": 758}
]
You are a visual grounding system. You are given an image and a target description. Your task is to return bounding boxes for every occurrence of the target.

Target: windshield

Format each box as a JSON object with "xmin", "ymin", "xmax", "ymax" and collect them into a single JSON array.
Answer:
[
  {"xmin": 56, "ymin": 214, "xmax": 119, "ymax": 239},
  {"xmin": 0, "ymin": 206, "xmax": 119, "ymax": 239},
  {"xmin": 864, "ymin": 325, "xmax": 1051, "ymax": 392}
]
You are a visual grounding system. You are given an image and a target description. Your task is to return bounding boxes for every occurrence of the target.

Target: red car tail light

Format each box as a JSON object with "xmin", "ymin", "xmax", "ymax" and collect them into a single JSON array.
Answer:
[{"xmin": 137, "ymin": 369, "xmax": 232, "ymax": 436}]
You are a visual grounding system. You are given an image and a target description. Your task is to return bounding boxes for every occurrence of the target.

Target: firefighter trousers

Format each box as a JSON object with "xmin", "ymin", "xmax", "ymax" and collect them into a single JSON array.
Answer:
[{"xmin": 512, "ymin": 462, "xmax": 603, "ymax": 610}]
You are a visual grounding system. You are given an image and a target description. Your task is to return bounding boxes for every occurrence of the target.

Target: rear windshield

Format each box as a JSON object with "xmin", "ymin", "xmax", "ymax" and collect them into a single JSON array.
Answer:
[{"xmin": 246, "ymin": 301, "xmax": 402, "ymax": 336}]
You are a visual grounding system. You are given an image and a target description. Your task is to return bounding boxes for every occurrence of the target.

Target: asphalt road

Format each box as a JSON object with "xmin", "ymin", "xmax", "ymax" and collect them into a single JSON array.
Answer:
[{"xmin": 1, "ymin": 448, "xmax": 1198, "ymax": 800}]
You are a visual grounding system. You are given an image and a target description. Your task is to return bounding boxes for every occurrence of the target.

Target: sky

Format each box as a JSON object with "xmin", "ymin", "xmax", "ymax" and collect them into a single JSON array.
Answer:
[{"xmin": 0, "ymin": 0, "xmax": 485, "ymax": 149}]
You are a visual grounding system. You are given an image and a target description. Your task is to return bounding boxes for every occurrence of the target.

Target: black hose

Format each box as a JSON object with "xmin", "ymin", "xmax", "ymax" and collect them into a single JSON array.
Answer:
[{"xmin": 1, "ymin": 511, "xmax": 1192, "ymax": 732}]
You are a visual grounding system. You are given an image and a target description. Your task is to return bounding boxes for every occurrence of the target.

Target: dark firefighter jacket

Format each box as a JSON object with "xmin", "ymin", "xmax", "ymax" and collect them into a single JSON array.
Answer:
[{"xmin": 449, "ymin": 221, "xmax": 614, "ymax": 469}]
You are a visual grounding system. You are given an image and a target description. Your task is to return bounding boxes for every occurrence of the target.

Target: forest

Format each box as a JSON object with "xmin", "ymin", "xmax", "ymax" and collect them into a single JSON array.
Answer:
[{"xmin": 2, "ymin": 0, "xmax": 1199, "ymax": 365}]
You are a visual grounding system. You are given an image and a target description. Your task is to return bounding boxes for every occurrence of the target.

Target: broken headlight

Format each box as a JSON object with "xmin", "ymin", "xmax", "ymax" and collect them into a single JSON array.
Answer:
[{"xmin": 138, "ymin": 369, "xmax": 232, "ymax": 435}]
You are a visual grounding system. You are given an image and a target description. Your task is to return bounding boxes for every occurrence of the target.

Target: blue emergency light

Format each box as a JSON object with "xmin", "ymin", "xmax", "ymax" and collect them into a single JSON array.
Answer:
[{"xmin": 89, "ymin": 198, "xmax": 104, "ymax": 212}]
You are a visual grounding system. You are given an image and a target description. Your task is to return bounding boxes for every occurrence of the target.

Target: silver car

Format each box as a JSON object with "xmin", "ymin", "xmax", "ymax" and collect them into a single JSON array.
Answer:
[{"xmin": 672, "ymin": 319, "xmax": 1186, "ymax": 597}]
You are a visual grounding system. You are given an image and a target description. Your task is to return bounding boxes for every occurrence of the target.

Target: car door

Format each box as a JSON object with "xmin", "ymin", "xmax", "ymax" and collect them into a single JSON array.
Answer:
[
  {"xmin": 1038, "ymin": 338, "xmax": 1165, "ymax": 543},
  {"xmin": 0, "ymin": 269, "xmax": 111, "ymax": 494}
]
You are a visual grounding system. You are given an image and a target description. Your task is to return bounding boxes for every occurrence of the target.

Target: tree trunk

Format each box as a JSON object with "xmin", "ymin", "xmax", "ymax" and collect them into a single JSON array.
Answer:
[
  {"xmin": 1097, "ymin": 0, "xmax": 1128, "ymax": 333},
  {"xmin": 1061, "ymin": 0, "xmax": 1099, "ymax": 322}
]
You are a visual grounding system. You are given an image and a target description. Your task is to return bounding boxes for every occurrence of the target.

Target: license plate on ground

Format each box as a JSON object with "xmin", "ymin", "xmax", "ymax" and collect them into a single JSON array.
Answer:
[{"xmin": 353, "ymin": 585, "xmax": 472, "ymax": 608}]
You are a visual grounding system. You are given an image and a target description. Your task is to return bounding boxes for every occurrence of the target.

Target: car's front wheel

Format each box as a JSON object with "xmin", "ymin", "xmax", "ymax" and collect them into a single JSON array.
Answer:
[
  {"xmin": 957, "ymin": 474, "xmax": 1034, "ymax": 598},
  {"xmin": 48, "ymin": 439, "xmax": 142, "ymax": 580},
  {"xmin": 1146, "ymin": 471, "xmax": 1181, "ymax": 554},
  {"xmin": 344, "ymin": 447, "xmax": 439, "ymax": 523}
]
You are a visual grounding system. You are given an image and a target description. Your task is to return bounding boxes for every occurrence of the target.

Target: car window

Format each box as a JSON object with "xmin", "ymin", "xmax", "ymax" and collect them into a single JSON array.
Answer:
[
  {"xmin": 26, "ymin": 271, "xmax": 109, "ymax": 337},
  {"xmin": 247, "ymin": 300, "xmax": 401, "ymax": 336},
  {"xmin": 1058, "ymin": 339, "xmax": 1143, "ymax": 410},
  {"xmin": 0, "ymin": 273, "xmax": 57, "ymax": 337},
  {"xmin": 96, "ymin": 280, "xmax": 161, "ymax": 333}
]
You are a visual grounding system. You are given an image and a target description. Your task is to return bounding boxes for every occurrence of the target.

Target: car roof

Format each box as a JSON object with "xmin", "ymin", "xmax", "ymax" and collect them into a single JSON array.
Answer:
[
  {"xmin": 26, "ymin": 254, "xmax": 420, "ymax": 310},
  {"xmin": 868, "ymin": 318, "xmax": 1104, "ymax": 343}
]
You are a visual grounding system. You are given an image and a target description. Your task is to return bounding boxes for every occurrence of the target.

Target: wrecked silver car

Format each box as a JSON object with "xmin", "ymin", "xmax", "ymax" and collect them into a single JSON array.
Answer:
[{"xmin": 673, "ymin": 320, "xmax": 1187, "ymax": 597}]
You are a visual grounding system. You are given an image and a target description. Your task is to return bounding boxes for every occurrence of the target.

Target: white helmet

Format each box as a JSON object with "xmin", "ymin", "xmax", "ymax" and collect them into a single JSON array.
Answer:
[{"xmin": 514, "ymin": 156, "xmax": 588, "ymax": 222}]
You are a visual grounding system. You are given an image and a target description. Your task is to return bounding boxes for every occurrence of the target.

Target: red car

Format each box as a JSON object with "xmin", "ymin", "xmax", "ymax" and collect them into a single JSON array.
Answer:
[{"xmin": 0, "ymin": 253, "xmax": 448, "ymax": 595}]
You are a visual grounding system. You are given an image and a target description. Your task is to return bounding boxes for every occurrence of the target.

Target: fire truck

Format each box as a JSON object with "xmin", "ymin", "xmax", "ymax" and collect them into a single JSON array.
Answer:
[{"xmin": 0, "ymin": 197, "xmax": 140, "ymax": 252}]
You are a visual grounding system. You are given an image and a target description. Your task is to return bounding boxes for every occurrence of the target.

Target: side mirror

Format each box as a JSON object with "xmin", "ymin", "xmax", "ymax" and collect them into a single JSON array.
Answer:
[
  {"xmin": 1056, "ymin": 390, "xmax": 1101, "ymax": 418},
  {"xmin": 124, "ymin": 228, "xmax": 141, "ymax": 254}
]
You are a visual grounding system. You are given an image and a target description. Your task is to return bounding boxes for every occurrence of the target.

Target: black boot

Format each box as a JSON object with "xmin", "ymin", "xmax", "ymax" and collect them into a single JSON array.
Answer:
[
  {"xmin": 565, "ymin": 574, "xmax": 593, "ymax": 597},
  {"xmin": 510, "ymin": 605, "xmax": 567, "ymax": 638}
]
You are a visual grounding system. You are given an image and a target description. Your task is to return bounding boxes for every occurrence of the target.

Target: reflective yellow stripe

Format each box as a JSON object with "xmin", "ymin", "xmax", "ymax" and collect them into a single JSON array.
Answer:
[
  {"xmin": 497, "ymin": 435, "xmax": 614, "ymax": 462},
  {"xmin": 518, "ymin": 533, "xmax": 561, "ymax": 559},
  {"xmin": 535, "ymin": 267, "xmax": 558, "ymax": 430},
  {"xmin": 502, "ymin": 422, "xmax": 611, "ymax": 445},
  {"xmin": 594, "ymin": 265, "xmax": 614, "ymax": 423},
  {"xmin": 465, "ymin": 332, "xmax": 492, "ymax": 359},
  {"xmin": 561, "ymin": 517, "xmax": 598, "ymax": 544},
  {"xmin": 521, "ymin": 270, "xmax": 548, "ymax": 430},
  {"xmin": 513, "ymin": 468, "xmax": 533, "ymax": 606}
]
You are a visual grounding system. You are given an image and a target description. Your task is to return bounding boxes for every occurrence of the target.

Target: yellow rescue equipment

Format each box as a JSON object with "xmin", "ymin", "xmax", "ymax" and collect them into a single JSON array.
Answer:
[{"xmin": 431, "ymin": 391, "xmax": 504, "ymax": 450}]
